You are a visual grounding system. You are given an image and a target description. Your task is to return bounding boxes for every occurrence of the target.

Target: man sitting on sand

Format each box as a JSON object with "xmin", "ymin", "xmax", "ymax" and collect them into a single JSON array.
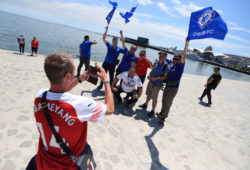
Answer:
[
  {"xmin": 139, "ymin": 51, "xmax": 168, "ymax": 117},
  {"xmin": 112, "ymin": 66, "xmax": 142, "ymax": 105},
  {"xmin": 136, "ymin": 50, "xmax": 153, "ymax": 84},
  {"xmin": 77, "ymin": 35, "xmax": 97, "ymax": 77},
  {"xmin": 97, "ymin": 26, "xmax": 123, "ymax": 90},
  {"xmin": 115, "ymin": 30, "xmax": 137, "ymax": 77},
  {"xmin": 26, "ymin": 52, "xmax": 114, "ymax": 170},
  {"xmin": 199, "ymin": 67, "xmax": 222, "ymax": 106},
  {"xmin": 157, "ymin": 39, "xmax": 190, "ymax": 126}
]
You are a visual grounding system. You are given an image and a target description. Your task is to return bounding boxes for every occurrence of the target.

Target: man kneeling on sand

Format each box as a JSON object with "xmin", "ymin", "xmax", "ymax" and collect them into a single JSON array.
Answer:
[{"xmin": 112, "ymin": 66, "xmax": 142, "ymax": 105}]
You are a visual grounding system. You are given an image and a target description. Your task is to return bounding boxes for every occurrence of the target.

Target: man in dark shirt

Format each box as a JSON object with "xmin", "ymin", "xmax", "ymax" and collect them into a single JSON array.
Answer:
[{"xmin": 199, "ymin": 67, "xmax": 222, "ymax": 105}]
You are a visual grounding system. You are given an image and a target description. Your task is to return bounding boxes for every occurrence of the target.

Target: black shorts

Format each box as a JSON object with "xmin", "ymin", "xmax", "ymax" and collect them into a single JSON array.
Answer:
[{"xmin": 32, "ymin": 47, "xmax": 38, "ymax": 53}]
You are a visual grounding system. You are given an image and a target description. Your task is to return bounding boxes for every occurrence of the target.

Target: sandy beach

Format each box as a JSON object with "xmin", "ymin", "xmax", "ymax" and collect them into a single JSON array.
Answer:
[{"xmin": 0, "ymin": 49, "xmax": 249, "ymax": 170}]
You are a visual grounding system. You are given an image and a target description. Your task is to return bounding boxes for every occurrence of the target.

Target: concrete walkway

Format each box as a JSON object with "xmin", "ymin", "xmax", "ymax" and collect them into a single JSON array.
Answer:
[{"xmin": 0, "ymin": 49, "xmax": 249, "ymax": 170}]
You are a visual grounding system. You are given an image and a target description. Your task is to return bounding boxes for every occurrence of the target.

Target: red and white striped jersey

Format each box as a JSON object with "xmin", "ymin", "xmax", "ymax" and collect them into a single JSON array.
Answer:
[{"xmin": 34, "ymin": 89, "xmax": 106, "ymax": 170}]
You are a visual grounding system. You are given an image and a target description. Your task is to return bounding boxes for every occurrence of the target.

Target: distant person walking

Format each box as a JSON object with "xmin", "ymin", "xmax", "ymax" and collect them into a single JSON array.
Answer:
[
  {"xmin": 199, "ymin": 67, "xmax": 222, "ymax": 105},
  {"xmin": 77, "ymin": 35, "xmax": 97, "ymax": 77},
  {"xmin": 31, "ymin": 37, "xmax": 39, "ymax": 56},
  {"xmin": 97, "ymin": 26, "xmax": 123, "ymax": 90},
  {"xmin": 158, "ymin": 39, "xmax": 190, "ymax": 126},
  {"xmin": 17, "ymin": 35, "xmax": 25, "ymax": 54},
  {"xmin": 136, "ymin": 50, "xmax": 153, "ymax": 84},
  {"xmin": 139, "ymin": 51, "xmax": 168, "ymax": 117},
  {"xmin": 115, "ymin": 30, "xmax": 137, "ymax": 77}
]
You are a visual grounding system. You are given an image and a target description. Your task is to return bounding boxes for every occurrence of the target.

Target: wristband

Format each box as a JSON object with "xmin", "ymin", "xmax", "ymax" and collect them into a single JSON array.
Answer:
[
  {"xmin": 77, "ymin": 77, "xmax": 82, "ymax": 83},
  {"xmin": 103, "ymin": 80, "xmax": 110, "ymax": 84}
]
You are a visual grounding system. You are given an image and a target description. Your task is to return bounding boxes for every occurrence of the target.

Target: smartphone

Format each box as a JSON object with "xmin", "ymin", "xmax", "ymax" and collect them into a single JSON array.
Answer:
[
  {"xmin": 88, "ymin": 65, "xmax": 100, "ymax": 76},
  {"xmin": 87, "ymin": 75, "xmax": 98, "ymax": 85},
  {"xmin": 87, "ymin": 65, "xmax": 100, "ymax": 85}
]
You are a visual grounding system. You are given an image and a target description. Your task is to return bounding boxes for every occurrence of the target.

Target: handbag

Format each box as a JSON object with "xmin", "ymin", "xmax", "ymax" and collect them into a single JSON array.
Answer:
[{"xmin": 41, "ymin": 91, "xmax": 96, "ymax": 170}]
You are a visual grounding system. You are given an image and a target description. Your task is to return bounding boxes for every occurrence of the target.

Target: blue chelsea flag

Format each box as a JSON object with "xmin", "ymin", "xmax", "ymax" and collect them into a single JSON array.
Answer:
[
  {"xmin": 187, "ymin": 7, "xmax": 228, "ymax": 40},
  {"xmin": 106, "ymin": 0, "xmax": 118, "ymax": 25},
  {"xmin": 120, "ymin": 5, "xmax": 138, "ymax": 24}
]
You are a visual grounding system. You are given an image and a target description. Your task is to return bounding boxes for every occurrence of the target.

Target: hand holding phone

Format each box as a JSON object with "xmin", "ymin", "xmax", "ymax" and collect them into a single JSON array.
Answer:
[{"xmin": 95, "ymin": 63, "xmax": 108, "ymax": 82}]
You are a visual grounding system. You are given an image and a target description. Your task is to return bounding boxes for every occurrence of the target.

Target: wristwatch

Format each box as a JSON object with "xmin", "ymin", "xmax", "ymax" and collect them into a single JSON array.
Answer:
[{"xmin": 103, "ymin": 80, "xmax": 110, "ymax": 84}]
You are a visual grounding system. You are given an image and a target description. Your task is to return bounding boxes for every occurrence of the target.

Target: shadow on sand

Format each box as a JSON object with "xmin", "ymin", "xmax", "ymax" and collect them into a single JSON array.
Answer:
[
  {"xmin": 145, "ymin": 134, "xmax": 169, "ymax": 170},
  {"xmin": 198, "ymin": 101, "xmax": 211, "ymax": 107},
  {"xmin": 81, "ymin": 89, "xmax": 169, "ymax": 169},
  {"xmin": 113, "ymin": 97, "xmax": 169, "ymax": 170},
  {"xmin": 81, "ymin": 89, "xmax": 105, "ymax": 100}
]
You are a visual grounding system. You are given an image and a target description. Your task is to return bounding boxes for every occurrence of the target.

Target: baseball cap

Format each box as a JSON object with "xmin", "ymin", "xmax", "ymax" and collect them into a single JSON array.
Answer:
[{"xmin": 158, "ymin": 51, "xmax": 167, "ymax": 56}]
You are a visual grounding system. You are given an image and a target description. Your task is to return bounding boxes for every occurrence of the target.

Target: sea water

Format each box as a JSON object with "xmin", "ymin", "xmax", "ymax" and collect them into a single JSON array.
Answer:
[{"xmin": 0, "ymin": 11, "xmax": 250, "ymax": 82}]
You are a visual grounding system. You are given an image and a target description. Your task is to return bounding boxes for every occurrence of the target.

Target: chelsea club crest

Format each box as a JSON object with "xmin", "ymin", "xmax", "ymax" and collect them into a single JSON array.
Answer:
[{"xmin": 198, "ymin": 9, "xmax": 216, "ymax": 29}]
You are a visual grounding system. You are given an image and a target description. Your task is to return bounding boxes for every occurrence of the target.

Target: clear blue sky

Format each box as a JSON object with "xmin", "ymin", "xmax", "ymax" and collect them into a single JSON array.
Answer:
[{"xmin": 0, "ymin": 0, "xmax": 250, "ymax": 57}]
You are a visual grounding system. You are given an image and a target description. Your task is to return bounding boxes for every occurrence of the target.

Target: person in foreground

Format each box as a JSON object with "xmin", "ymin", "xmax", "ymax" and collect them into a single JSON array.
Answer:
[
  {"xmin": 112, "ymin": 66, "xmax": 142, "ymax": 105},
  {"xmin": 97, "ymin": 26, "xmax": 123, "ymax": 90},
  {"xmin": 139, "ymin": 51, "xmax": 168, "ymax": 117},
  {"xmin": 26, "ymin": 52, "xmax": 114, "ymax": 170},
  {"xmin": 158, "ymin": 39, "xmax": 190, "ymax": 126},
  {"xmin": 199, "ymin": 67, "xmax": 222, "ymax": 106},
  {"xmin": 77, "ymin": 35, "xmax": 98, "ymax": 77}
]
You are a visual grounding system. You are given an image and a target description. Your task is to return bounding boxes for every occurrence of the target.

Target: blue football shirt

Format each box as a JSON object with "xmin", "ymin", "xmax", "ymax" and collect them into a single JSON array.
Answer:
[
  {"xmin": 118, "ymin": 48, "xmax": 137, "ymax": 72},
  {"xmin": 104, "ymin": 42, "xmax": 123, "ymax": 65},
  {"xmin": 79, "ymin": 41, "xmax": 93, "ymax": 58},
  {"xmin": 166, "ymin": 62, "xmax": 185, "ymax": 88}
]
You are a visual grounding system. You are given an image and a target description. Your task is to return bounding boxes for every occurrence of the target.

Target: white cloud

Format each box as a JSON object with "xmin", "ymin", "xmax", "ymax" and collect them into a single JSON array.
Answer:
[
  {"xmin": 130, "ymin": 0, "xmax": 153, "ymax": 5},
  {"xmin": 137, "ymin": 0, "xmax": 153, "ymax": 5},
  {"xmin": 227, "ymin": 21, "xmax": 250, "ymax": 34},
  {"xmin": 173, "ymin": 2, "xmax": 204, "ymax": 17},
  {"xmin": 227, "ymin": 35, "xmax": 250, "ymax": 45},
  {"xmin": 229, "ymin": 26, "xmax": 250, "ymax": 34},
  {"xmin": 157, "ymin": 2, "xmax": 176, "ymax": 17},
  {"xmin": 0, "ymin": 0, "xmax": 249, "ymax": 55},
  {"xmin": 171, "ymin": 0, "xmax": 181, "ymax": 5},
  {"xmin": 157, "ymin": 2, "xmax": 170, "ymax": 14}
]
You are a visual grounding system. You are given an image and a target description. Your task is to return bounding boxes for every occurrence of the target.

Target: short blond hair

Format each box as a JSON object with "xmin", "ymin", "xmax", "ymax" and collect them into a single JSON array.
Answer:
[{"xmin": 44, "ymin": 52, "xmax": 74, "ymax": 84}]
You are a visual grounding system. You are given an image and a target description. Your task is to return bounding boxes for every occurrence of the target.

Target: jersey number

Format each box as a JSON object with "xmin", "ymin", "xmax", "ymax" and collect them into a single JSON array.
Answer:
[{"xmin": 36, "ymin": 122, "xmax": 68, "ymax": 154}]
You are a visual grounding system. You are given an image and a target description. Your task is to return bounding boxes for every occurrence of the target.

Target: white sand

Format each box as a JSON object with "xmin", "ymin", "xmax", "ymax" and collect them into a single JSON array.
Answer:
[{"xmin": 0, "ymin": 49, "xmax": 249, "ymax": 170}]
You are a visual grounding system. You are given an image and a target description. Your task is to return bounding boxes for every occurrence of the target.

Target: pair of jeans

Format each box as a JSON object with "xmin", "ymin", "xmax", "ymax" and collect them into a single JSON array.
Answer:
[
  {"xmin": 99, "ymin": 62, "xmax": 115, "ymax": 88},
  {"xmin": 77, "ymin": 57, "xmax": 90, "ymax": 77}
]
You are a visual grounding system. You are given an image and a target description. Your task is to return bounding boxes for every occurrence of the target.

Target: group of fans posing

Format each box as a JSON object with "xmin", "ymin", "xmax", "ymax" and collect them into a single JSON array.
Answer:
[
  {"xmin": 77, "ymin": 26, "xmax": 190, "ymax": 126},
  {"xmin": 26, "ymin": 26, "xmax": 190, "ymax": 170}
]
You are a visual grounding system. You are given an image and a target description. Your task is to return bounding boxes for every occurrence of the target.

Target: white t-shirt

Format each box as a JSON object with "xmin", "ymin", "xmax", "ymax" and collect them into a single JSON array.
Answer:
[{"xmin": 117, "ymin": 72, "xmax": 142, "ymax": 93}]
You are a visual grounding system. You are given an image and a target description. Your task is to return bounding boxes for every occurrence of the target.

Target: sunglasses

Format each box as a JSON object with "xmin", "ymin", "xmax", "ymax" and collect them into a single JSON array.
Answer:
[
  {"xmin": 139, "ymin": 53, "xmax": 145, "ymax": 56},
  {"xmin": 173, "ymin": 58, "xmax": 180, "ymax": 61},
  {"xmin": 112, "ymin": 40, "xmax": 118, "ymax": 43}
]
